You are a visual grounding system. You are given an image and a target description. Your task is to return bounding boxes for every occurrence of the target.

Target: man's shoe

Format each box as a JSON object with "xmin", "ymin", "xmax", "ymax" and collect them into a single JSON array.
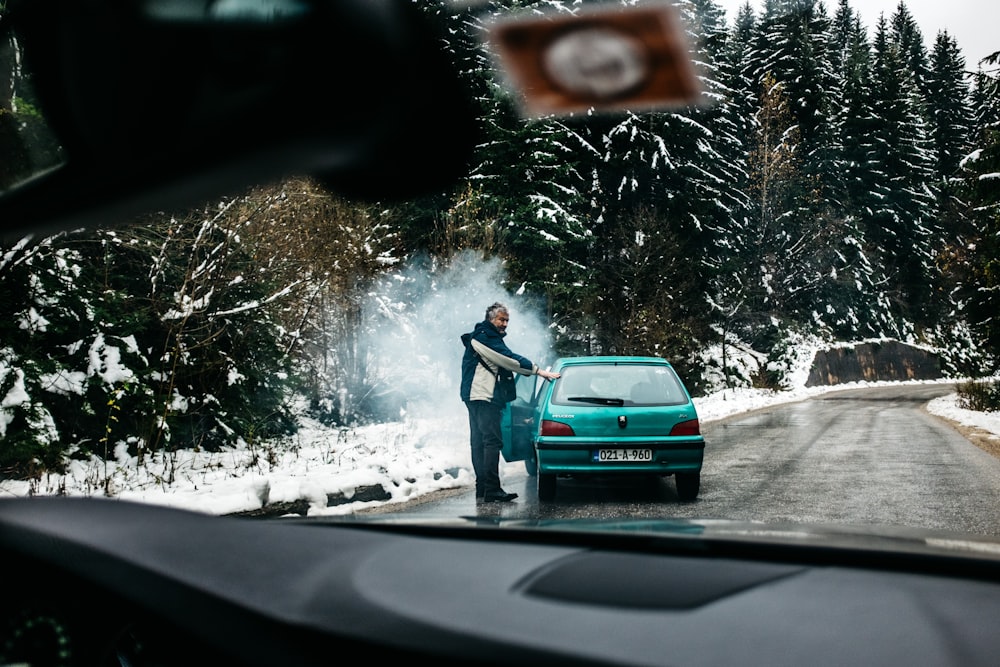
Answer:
[{"xmin": 482, "ymin": 491, "xmax": 518, "ymax": 503}]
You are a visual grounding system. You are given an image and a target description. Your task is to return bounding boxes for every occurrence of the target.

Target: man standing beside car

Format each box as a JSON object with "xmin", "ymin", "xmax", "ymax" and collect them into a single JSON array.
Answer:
[{"xmin": 460, "ymin": 302, "xmax": 560, "ymax": 503}]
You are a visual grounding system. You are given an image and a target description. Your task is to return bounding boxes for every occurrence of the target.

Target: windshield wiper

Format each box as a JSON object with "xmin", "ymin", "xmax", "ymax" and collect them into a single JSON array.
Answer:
[{"xmin": 567, "ymin": 396, "xmax": 625, "ymax": 406}]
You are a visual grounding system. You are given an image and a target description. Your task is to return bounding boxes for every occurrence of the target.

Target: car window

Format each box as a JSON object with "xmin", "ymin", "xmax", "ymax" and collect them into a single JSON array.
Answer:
[
  {"xmin": 513, "ymin": 372, "xmax": 546, "ymax": 405},
  {"xmin": 4, "ymin": 1, "xmax": 1000, "ymax": 666},
  {"xmin": 552, "ymin": 364, "xmax": 688, "ymax": 406}
]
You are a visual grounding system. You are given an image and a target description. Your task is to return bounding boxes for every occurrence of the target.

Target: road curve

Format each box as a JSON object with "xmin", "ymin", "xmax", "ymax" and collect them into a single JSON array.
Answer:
[{"xmin": 388, "ymin": 384, "xmax": 1000, "ymax": 538}]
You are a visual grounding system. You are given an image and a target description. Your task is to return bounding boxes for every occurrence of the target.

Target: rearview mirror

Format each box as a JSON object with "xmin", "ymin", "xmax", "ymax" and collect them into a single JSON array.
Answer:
[{"xmin": 0, "ymin": 0, "xmax": 479, "ymax": 237}]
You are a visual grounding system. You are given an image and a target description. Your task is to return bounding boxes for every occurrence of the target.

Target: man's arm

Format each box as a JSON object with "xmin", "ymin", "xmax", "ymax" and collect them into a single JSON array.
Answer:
[{"xmin": 471, "ymin": 338, "xmax": 536, "ymax": 376}]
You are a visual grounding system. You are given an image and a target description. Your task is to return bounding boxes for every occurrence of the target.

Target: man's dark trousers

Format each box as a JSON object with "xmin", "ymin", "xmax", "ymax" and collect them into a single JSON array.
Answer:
[{"xmin": 466, "ymin": 400, "xmax": 503, "ymax": 496}]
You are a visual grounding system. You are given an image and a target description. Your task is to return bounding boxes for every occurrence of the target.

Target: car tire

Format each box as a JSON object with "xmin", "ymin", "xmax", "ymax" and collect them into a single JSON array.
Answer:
[
  {"xmin": 538, "ymin": 473, "xmax": 557, "ymax": 501},
  {"xmin": 675, "ymin": 472, "xmax": 700, "ymax": 502},
  {"xmin": 525, "ymin": 453, "xmax": 538, "ymax": 476}
]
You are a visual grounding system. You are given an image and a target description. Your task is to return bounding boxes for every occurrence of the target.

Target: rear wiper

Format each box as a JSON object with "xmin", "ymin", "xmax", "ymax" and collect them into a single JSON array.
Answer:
[{"xmin": 567, "ymin": 396, "xmax": 625, "ymax": 406}]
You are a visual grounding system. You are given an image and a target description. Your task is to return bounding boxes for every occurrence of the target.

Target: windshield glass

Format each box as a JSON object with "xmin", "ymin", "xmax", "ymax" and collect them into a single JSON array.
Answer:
[
  {"xmin": 1, "ymin": 0, "xmax": 999, "ymax": 544},
  {"xmin": 553, "ymin": 364, "xmax": 689, "ymax": 406}
]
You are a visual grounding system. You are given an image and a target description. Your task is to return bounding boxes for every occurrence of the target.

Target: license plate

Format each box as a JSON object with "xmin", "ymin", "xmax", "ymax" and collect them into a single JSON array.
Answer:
[{"xmin": 593, "ymin": 449, "xmax": 653, "ymax": 462}]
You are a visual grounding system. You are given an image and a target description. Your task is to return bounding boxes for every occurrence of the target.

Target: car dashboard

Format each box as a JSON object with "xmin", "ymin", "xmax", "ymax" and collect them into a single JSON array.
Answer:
[{"xmin": 3, "ymin": 497, "xmax": 1000, "ymax": 666}]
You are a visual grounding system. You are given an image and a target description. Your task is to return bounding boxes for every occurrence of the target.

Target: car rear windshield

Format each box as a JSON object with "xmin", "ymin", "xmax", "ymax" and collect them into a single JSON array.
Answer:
[{"xmin": 552, "ymin": 364, "xmax": 689, "ymax": 407}]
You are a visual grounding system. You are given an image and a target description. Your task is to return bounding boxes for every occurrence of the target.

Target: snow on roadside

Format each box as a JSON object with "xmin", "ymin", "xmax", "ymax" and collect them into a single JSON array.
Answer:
[{"xmin": 2, "ymin": 378, "xmax": 997, "ymax": 516}]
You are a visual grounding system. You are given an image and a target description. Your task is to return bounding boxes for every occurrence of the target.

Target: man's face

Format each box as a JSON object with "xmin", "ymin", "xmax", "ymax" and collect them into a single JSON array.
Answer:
[{"xmin": 492, "ymin": 312, "xmax": 509, "ymax": 334}]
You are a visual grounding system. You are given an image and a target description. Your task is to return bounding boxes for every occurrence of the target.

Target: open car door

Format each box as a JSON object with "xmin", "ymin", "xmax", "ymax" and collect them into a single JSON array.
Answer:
[{"xmin": 501, "ymin": 373, "xmax": 544, "ymax": 475}]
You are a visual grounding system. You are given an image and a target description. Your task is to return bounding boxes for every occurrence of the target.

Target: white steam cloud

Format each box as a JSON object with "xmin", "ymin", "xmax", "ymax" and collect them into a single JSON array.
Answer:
[{"xmin": 362, "ymin": 250, "xmax": 558, "ymax": 420}]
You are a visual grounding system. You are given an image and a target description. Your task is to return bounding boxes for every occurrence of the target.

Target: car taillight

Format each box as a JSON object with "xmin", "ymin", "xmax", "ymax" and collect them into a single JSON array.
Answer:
[
  {"xmin": 669, "ymin": 419, "xmax": 700, "ymax": 436},
  {"xmin": 541, "ymin": 420, "xmax": 575, "ymax": 436}
]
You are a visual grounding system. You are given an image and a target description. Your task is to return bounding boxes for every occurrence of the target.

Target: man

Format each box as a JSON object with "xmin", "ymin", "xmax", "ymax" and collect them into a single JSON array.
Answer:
[{"xmin": 460, "ymin": 302, "xmax": 560, "ymax": 502}]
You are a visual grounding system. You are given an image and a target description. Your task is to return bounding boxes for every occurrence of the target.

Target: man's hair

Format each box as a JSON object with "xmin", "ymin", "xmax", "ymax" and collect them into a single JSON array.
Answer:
[{"xmin": 485, "ymin": 302, "xmax": 508, "ymax": 322}]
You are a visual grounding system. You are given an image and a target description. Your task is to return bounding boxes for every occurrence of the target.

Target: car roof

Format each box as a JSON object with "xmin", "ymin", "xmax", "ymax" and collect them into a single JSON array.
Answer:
[{"xmin": 554, "ymin": 356, "xmax": 673, "ymax": 367}]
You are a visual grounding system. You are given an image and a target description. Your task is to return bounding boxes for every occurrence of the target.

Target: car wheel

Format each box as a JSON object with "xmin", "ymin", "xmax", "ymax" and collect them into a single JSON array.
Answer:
[
  {"xmin": 525, "ymin": 453, "xmax": 538, "ymax": 476},
  {"xmin": 538, "ymin": 473, "xmax": 557, "ymax": 501},
  {"xmin": 675, "ymin": 472, "xmax": 700, "ymax": 502}
]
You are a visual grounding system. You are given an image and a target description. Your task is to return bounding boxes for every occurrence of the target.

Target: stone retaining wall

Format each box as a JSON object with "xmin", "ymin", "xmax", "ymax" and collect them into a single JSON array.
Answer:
[{"xmin": 806, "ymin": 340, "xmax": 941, "ymax": 387}]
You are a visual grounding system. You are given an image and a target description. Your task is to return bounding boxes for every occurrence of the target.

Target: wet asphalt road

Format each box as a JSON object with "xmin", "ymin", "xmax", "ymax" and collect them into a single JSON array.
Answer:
[{"xmin": 391, "ymin": 384, "xmax": 1000, "ymax": 537}]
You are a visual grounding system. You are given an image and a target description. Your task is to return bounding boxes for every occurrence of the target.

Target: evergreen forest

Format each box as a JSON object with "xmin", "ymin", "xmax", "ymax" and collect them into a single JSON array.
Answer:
[{"xmin": 1, "ymin": 0, "xmax": 999, "ymax": 478}]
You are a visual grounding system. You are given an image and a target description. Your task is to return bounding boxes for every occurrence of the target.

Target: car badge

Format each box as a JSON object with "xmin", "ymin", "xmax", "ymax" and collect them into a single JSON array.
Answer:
[{"xmin": 618, "ymin": 415, "xmax": 627, "ymax": 429}]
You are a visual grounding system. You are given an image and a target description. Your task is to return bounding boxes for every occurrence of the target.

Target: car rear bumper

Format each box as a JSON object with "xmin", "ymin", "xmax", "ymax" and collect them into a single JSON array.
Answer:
[{"xmin": 535, "ymin": 439, "xmax": 704, "ymax": 475}]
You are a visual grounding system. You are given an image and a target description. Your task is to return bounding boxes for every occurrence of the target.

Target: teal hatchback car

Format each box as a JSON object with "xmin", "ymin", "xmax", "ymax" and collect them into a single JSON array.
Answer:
[{"xmin": 502, "ymin": 356, "xmax": 705, "ymax": 502}]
